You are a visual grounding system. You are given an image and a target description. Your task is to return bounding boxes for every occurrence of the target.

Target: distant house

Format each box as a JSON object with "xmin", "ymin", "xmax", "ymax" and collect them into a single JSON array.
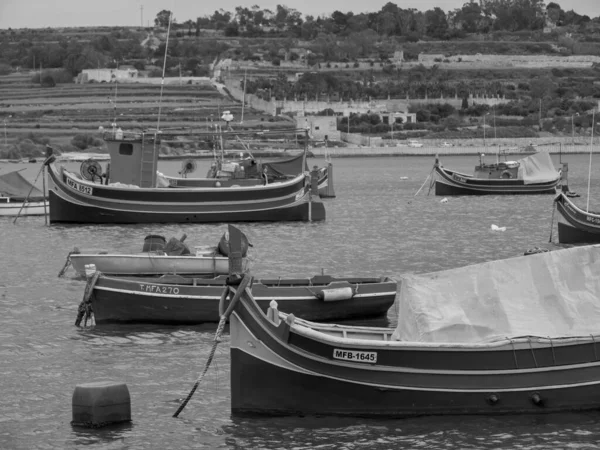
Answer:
[
  {"xmin": 78, "ymin": 68, "xmax": 138, "ymax": 84},
  {"xmin": 392, "ymin": 50, "xmax": 404, "ymax": 63},
  {"xmin": 295, "ymin": 116, "xmax": 341, "ymax": 141}
]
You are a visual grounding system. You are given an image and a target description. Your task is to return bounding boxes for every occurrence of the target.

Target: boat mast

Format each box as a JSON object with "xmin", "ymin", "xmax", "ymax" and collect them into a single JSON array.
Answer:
[
  {"xmin": 155, "ymin": 12, "xmax": 172, "ymax": 134},
  {"xmin": 587, "ymin": 110, "xmax": 595, "ymax": 212},
  {"xmin": 240, "ymin": 68, "xmax": 247, "ymax": 124}
]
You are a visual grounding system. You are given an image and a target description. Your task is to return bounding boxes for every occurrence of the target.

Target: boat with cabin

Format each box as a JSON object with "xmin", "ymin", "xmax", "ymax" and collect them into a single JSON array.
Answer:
[
  {"xmin": 163, "ymin": 129, "xmax": 335, "ymax": 198},
  {"xmin": 46, "ymin": 129, "xmax": 325, "ymax": 224},
  {"xmin": 433, "ymin": 152, "xmax": 562, "ymax": 195}
]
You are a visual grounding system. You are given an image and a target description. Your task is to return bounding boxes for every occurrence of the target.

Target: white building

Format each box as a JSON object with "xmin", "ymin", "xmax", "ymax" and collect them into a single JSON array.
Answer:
[{"xmin": 79, "ymin": 68, "xmax": 139, "ymax": 83}]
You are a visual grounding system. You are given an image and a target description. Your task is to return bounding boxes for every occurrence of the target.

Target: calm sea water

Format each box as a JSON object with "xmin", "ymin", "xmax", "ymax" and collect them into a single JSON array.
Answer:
[{"xmin": 3, "ymin": 154, "xmax": 600, "ymax": 449}]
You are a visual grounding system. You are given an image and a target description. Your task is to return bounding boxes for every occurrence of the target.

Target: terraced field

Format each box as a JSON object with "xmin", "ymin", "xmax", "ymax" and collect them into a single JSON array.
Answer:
[{"xmin": 0, "ymin": 73, "xmax": 288, "ymax": 153}]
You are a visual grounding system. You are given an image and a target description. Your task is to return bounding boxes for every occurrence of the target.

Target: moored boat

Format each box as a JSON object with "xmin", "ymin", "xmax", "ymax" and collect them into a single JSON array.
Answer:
[
  {"xmin": 88, "ymin": 272, "xmax": 397, "ymax": 324},
  {"xmin": 554, "ymin": 191, "xmax": 600, "ymax": 244},
  {"xmin": 433, "ymin": 152, "xmax": 562, "ymax": 195},
  {"xmin": 165, "ymin": 148, "xmax": 336, "ymax": 198},
  {"xmin": 46, "ymin": 130, "xmax": 325, "ymax": 224},
  {"xmin": 64, "ymin": 231, "xmax": 250, "ymax": 277},
  {"xmin": 0, "ymin": 169, "xmax": 48, "ymax": 217},
  {"xmin": 228, "ymin": 244, "xmax": 600, "ymax": 417}
]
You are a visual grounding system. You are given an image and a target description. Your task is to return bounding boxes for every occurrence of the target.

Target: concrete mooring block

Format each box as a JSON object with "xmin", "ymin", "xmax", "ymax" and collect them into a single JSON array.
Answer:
[{"xmin": 72, "ymin": 381, "xmax": 131, "ymax": 428}]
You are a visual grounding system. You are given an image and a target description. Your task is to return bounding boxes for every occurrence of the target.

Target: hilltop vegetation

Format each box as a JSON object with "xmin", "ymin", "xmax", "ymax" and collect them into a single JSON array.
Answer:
[{"xmin": 1, "ymin": 1, "xmax": 600, "ymax": 158}]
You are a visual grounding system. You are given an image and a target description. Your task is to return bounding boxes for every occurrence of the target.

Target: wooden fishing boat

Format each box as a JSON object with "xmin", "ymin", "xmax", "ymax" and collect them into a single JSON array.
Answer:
[
  {"xmin": 65, "ymin": 231, "xmax": 250, "ymax": 277},
  {"xmin": 228, "ymin": 244, "xmax": 600, "ymax": 417},
  {"xmin": 433, "ymin": 152, "xmax": 562, "ymax": 195},
  {"xmin": 554, "ymin": 191, "xmax": 600, "ymax": 244},
  {"xmin": 89, "ymin": 273, "xmax": 397, "ymax": 324},
  {"xmin": 164, "ymin": 150, "xmax": 335, "ymax": 198},
  {"xmin": 46, "ymin": 131, "xmax": 325, "ymax": 224},
  {"xmin": 0, "ymin": 170, "xmax": 48, "ymax": 216}
]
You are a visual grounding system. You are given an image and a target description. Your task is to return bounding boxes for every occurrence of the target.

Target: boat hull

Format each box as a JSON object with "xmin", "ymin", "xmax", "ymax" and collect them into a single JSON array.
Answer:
[
  {"xmin": 229, "ymin": 289, "xmax": 600, "ymax": 417},
  {"xmin": 231, "ymin": 345, "xmax": 600, "ymax": 417},
  {"xmin": 0, "ymin": 201, "xmax": 48, "ymax": 216},
  {"xmin": 70, "ymin": 253, "xmax": 241, "ymax": 276},
  {"xmin": 47, "ymin": 163, "xmax": 325, "ymax": 224},
  {"xmin": 91, "ymin": 275, "xmax": 396, "ymax": 324},
  {"xmin": 555, "ymin": 193, "xmax": 600, "ymax": 244},
  {"xmin": 434, "ymin": 165, "xmax": 559, "ymax": 196}
]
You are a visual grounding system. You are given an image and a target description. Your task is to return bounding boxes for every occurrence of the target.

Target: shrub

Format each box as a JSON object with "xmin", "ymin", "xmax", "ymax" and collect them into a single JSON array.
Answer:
[
  {"xmin": 71, "ymin": 134, "xmax": 104, "ymax": 150},
  {"xmin": 41, "ymin": 75, "xmax": 55, "ymax": 87}
]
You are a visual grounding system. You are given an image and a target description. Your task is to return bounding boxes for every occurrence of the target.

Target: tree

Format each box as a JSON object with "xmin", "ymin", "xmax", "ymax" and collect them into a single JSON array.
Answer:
[
  {"xmin": 154, "ymin": 10, "xmax": 172, "ymax": 28},
  {"xmin": 425, "ymin": 7, "xmax": 448, "ymax": 39}
]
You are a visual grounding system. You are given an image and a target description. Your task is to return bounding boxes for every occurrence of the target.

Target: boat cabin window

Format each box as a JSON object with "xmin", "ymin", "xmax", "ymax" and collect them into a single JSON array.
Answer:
[{"xmin": 119, "ymin": 143, "xmax": 133, "ymax": 156}]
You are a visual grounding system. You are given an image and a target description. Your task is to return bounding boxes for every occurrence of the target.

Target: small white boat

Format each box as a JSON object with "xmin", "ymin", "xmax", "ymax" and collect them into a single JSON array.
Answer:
[
  {"xmin": 0, "ymin": 170, "xmax": 48, "ymax": 217},
  {"xmin": 62, "ymin": 231, "xmax": 250, "ymax": 277},
  {"xmin": 0, "ymin": 198, "xmax": 48, "ymax": 216},
  {"xmin": 69, "ymin": 251, "xmax": 245, "ymax": 276}
]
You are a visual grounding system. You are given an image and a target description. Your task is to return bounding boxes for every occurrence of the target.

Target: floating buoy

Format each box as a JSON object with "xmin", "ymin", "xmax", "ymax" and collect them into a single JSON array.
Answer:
[
  {"xmin": 491, "ymin": 224, "xmax": 506, "ymax": 232},
  {"xmin": 317, "ymin": 287, "xmax": 354, "ymax": 302},
  {"xmin": 71, "ymin": 381, "xmax": 131, "ymax": 428},
  {"xmin": 399, "ymin": 176, "xmax": 408, "ymax": 180},
  {"xmin": 440, "ymin": 198, "xmax": 448, "ymax": 203}
]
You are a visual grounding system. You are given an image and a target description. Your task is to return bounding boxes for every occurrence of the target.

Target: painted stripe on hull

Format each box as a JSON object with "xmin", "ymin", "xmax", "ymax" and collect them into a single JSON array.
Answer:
[
  {"xmin": 92, "ymin": 286, "xmax": 394, "ymax": 324},
  {"xmin": 231, "ymin": 347, "xmax": 600, "ymax": 417},
  {"xmin": 49, "ymin": 189, "xmax": 325, "ymax": 223},
  {"xmin": 230, "ymin": 313, "xmax": 600, "ymax": 416},
  {"xmin": 54, "ymin": 165, "xmax": 307, "ymax": 204}
]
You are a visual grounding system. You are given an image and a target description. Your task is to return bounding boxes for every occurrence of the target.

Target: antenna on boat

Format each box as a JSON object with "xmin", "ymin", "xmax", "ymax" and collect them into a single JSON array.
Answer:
[
  {"xmin": 587, "ymin": 110, "xmax": 595, "ymax": 212},
  {"xmin": 155, "ymin": 11, "xmax": 172, "ymax": 134},
  {"xmin": 240, "ymin": 68, "xmax": 247, "ymax": 124},
  {"xmin": 107, "ymin": 63, "xmax": 119, "ymax": 134}
]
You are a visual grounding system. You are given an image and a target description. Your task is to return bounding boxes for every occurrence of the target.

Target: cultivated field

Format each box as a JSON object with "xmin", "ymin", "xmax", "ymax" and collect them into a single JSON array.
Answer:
[{"xmin": 0, "ymin": 73, "xmax": 291, "ymax": 157}]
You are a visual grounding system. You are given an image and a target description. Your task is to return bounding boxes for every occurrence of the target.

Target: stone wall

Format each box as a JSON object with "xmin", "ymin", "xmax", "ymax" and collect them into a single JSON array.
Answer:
[{"xmin": 414, "ymin": 54, "xmax": 600, "ymax": 69}]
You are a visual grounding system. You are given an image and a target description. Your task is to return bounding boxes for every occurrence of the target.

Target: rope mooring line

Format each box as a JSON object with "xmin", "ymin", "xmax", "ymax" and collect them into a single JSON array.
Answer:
[
  {"xmin": 75, "ymin": 271, "xmax": 100, "ymax": 327},
  {"xmin": 58, "ymin": 249, "xmax": 79, "ymax": 277},
  {"xmin": 173, "ymin": 273, "xmax": 252, "ymax": 418},
  {"xmin": 173, "ymin": 313, "xmax": 228, "ymax": 418}
]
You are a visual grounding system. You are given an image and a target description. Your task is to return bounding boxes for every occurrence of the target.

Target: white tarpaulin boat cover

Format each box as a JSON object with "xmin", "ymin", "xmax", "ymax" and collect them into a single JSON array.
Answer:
[
  {"xmin": 393, "ymin": 245, "xmax": 600, "ymax": 343},
  {"xmin": 517, "ymin": 152, "xmax": 559, "ymax": 184}
]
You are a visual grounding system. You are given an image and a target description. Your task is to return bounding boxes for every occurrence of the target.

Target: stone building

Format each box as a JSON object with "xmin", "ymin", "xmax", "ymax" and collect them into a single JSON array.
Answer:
[
  {"xmin": 78, "ymin": 68, "xmax": 138, "ymax": 83},
  {"xmin": 295, "ymin": 116, "xmax": 341, "ymax": 141}
]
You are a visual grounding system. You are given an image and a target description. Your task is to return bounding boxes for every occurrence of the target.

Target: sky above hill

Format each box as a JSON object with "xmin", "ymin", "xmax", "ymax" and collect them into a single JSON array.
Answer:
[{"xmin": 0, "ymin": 0, "xmax": 597, "ymax": 29}]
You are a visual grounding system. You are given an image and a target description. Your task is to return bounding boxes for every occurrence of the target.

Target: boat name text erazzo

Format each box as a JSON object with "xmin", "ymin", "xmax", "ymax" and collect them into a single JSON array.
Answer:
[{"xmin": 138, "ymin": 284, "xmax": 180, "ymax": 294}]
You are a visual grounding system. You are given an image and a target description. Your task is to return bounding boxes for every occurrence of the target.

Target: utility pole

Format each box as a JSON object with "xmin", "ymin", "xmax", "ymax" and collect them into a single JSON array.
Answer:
[
  {"xmin": 493, "ymin": 105, "xmax": 496, "ymax": 140},
  {"xmin": 140, "ymin": 4, "xmax": 143, "ymax": 28},
  {"xmin": 241, "ymin": 69, "xmax": 247, "ymax": 123}
]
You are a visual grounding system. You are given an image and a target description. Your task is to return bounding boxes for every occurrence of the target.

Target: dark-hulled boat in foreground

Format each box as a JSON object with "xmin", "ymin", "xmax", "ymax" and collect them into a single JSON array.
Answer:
[
  {"xmin": 433, "ymin": 152, "xmax": 562, "ymax": 195},
  {"xmin": 89, "ymin": 273, "xmax": 397, "ymax": 324},
  {"xmin": 554, "ymin": 191, "xmax": 600, "ymax": 244},
  {"xmin": 228, "ymin": 244, "xmax": 600, "ymax": 417},
  {"xmin": 46, "ymin": 130, "xmax": 325, "ymax": 224}
]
